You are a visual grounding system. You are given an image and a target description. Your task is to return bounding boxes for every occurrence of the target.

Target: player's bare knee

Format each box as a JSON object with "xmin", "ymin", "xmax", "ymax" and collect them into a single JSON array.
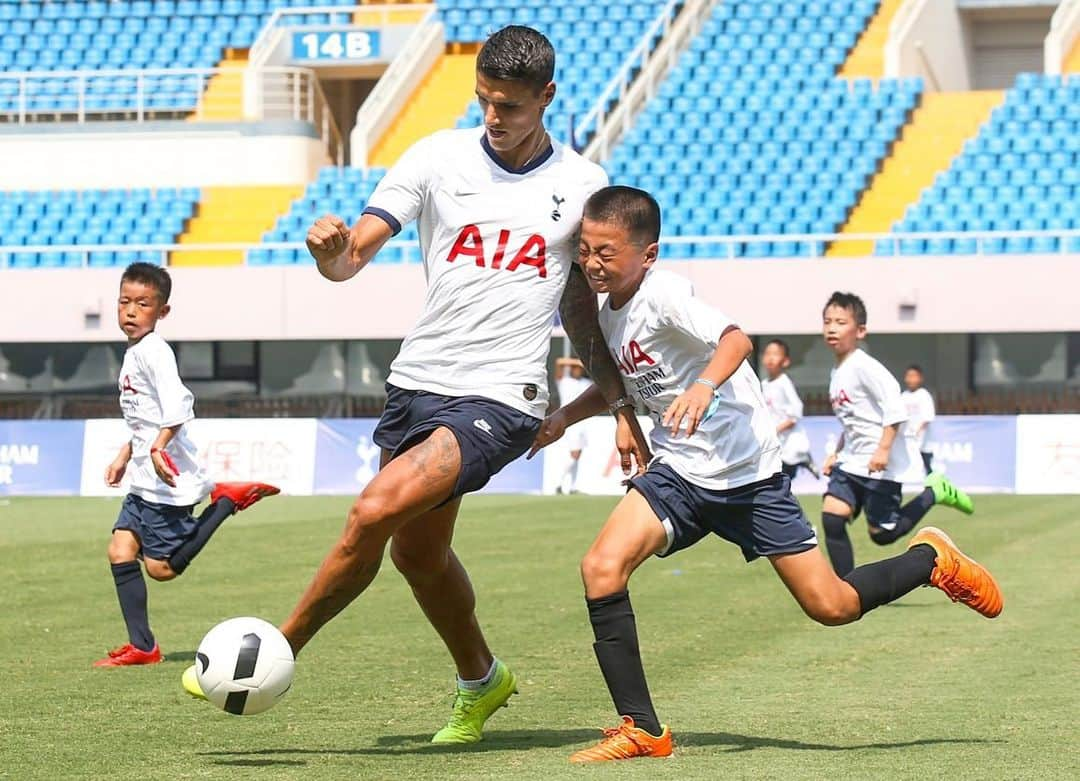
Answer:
[
  {"xmin": 804, "ymin": 599, "xmax": 854, "ymax": 626},
  {"xmin": 580, "ymin": 550, "xmax": 630, "ymax": 594},
  {"xmin": 107, "ymin": 538, "xmax": 138, "ymax": 564},
  {"xmin": 341, "ymin": 496, "xmax": 395, "ymax": 551},
  {"xmin": 389, "ymin": 539, "xmax": 448, "ymax": 584}
]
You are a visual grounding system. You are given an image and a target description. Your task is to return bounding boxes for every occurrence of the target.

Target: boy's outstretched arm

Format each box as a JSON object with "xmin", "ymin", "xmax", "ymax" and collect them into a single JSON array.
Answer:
[{"xmin": 664, "ymin": 327, "xmax": 753, "ymax": 437}]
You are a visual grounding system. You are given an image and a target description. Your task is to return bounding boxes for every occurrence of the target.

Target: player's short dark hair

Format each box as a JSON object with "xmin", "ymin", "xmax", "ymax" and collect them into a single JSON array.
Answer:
[
  {"xmin": 121, "ymin": 262, "xmax": 172, "ymax": 304},
  {"xmin": 583, "ymin": 186, "xmax": 662, "ymax": 247},
  {"xmin": 477, "ymin": 25, "xmax": 555, "ymax": 92},
  {"xmin": 823, "ymin": 291, "xmax": 867, "ymax": 326},
  {"xmin": 766, "ymin": 338, "xmax": 790, "ymax": 357},
  {"xmin": 906, "ymin": 364, "xmax": 924, "ymax": 375}
]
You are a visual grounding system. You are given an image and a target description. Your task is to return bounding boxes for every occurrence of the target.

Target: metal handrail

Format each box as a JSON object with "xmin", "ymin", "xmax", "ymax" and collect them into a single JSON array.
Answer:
[
  {"xmin": 2, "ymin": 231, "xmax": 1077, "ymax": 268},
  {"xmin": 572, "ymin": 0, "xmax": 681, "ymax": 150}
]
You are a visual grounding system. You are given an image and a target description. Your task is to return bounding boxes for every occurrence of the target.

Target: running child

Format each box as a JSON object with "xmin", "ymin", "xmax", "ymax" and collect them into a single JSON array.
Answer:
[
  {"xmin": 529, "ymin": 187, "xmax": 1002, "ymax": 763},
  {"xmin": 97, "ymin": 263, "xmax": 278, "ymax": 668}
]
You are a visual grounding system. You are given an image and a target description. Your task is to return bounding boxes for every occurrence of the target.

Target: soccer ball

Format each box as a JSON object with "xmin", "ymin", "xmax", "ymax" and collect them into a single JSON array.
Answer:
[{"xmin": 195, "ymin": 617, "xmax": 295, "ymax": 716}]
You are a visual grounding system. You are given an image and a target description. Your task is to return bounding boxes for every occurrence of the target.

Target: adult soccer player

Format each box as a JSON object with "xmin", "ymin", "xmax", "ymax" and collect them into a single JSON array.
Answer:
[{"xmin": 184, "ymin": 26, "xmax": 649, "ymax": 743}]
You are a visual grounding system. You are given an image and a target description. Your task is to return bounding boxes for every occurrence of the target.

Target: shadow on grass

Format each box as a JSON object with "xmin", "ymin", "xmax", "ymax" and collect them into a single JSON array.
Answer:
[
  {"xmin": 163, "ymin": 650, "xmax": 197, "ymax": 663},
  {"xmin": 199, "ymin": 729, "xmax": 1004, "ymax": 757},
  {"xmin": 212, "ymin": 759, "xmax": 308, "ymax": 768}
]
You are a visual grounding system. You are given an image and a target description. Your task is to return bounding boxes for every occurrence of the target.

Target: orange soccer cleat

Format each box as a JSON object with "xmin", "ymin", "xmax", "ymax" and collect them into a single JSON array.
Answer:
[
  {"xmin": 909, "ymin": 527, "xmax": 1003, "ymax": 618},
  {"xmin": 569, "ymin": 717, "xmax": 673, "ymax": 763},
  {"xmin": 210, "ymin": 482, "xmax": 280, "ymax": 512},
  {"xmin": 93, "ymin": 643, "xmax": 162, "ymax": 668}
]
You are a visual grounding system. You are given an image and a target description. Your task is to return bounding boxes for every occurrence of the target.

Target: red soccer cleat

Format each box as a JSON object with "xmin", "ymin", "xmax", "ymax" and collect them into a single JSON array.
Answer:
[
  {"xmin": 210, "ymin": 482, "xmax": 280, "ymax": 512},
  {"xmin": 94, "ymin": 643, "xmax": 163, "ymax": 668}
]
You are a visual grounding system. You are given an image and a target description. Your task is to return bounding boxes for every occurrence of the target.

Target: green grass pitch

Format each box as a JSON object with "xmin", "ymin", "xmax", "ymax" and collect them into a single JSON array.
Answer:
[{"xmin": 1, "ymin": 494, "xmax": 1076, "ymax": 780}]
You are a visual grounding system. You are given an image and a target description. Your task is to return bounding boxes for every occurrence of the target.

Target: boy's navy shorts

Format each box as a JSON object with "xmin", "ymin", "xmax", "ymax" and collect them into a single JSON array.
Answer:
[
  {"xmin": 113, "ymin": 494, "xmax": 197, "ymax": 560},
  {"xmin": 825, "ymin": 468, "xmax": 902, "ymax": 529},
  {"xmin": 630, "ymin": 464, "xmax": 818, "ymax": 562},
  {"xmin": 373, "ymin": 384, "xmax": 542, "ymax": 502}
]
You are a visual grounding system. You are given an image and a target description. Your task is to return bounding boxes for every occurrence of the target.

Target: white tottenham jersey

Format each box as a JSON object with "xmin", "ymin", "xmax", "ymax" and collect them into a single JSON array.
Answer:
[
  {"xmin": 761, "ymin": 374, "xmax": 811, "ymax": 466},
  {"xmin": 364, "ymin": 127, "xmax": 608, "ymax": 418},
  {"xmin": 118, "ymin": 332, "xmax": 211, "ymax": 506},
  {"xmin": 599, "ymin": 269, "xmax": 781, "ymax": 490},
  {"xmin": 901, "ymin": 387, "xmax": 936, "ymax": 449},
  {"xmin": 829, "ymin": 348, "xmax": 912, "ymax": 481}
]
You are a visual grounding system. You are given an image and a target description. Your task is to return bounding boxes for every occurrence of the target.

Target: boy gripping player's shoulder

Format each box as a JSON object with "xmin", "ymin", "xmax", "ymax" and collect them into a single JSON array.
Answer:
[
  {"xmin": 820, "ymin": 292, "xmax": 971, "ymax": 577},
  {"xmin": 760, "ymin": 339, "xmax": 818, "ymax": 479},
  {"xmin": 530, "ymin": 187, "xmax": 1003, "ymax": 763},
  {"xmin": 96, "ymin": 263, "xmax": 279, "ymax": 668}
]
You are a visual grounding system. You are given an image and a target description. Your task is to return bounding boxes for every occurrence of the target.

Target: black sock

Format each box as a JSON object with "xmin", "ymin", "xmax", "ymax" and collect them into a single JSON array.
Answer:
[
  {"xmin": 111, "ymin": 561, "xmax": 155, "ymax": 651},
  {"xmin": 587, "ymin": 591, "xmax": 661, "ymax": 736},
  {"xmin": 167, "ymin": 498, "xmax": 235, "ymax": 575},
  {"xmin": 843, "ymin": 543, "xmax": 936, "ymax": 616},
  {"xmin": 822, "ymin": 512, "xmax": 855, "ymax": 576},
  {"xmin": 901, "ymin": 487, "xmax": 936, "ymax": 526}
]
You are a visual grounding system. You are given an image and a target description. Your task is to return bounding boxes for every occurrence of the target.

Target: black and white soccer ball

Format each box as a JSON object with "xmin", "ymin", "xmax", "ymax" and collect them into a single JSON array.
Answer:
[{"xmin": 195, "ymin": 617, "xmax": 294, "ymax": 716}]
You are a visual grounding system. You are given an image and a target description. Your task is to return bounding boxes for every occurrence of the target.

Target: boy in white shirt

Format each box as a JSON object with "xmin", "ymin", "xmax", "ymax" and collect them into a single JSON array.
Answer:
[
  {"xmin": 530, "ymin": 188, "xmax": 1002, "ymax": 763},
  {"xmin": 902, "ymin": 364, "xmax": 936, "ymax": 475},
  {"xmin": 821, "ymin": 292, "xmax": 971, "ymax": 577},
  {"xmin": 760, "ymin": 339, "xmax": 818, "ymax": 479},
  {"xmin": 97, "ymin": 264, "xmax": 278, "ymax": 668}
]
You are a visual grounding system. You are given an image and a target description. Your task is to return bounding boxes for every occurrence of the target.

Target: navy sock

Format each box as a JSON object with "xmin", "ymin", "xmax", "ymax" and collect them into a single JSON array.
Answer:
[
  {"xmin": 871, "ymin": 488, "xmax": 938, "ymax": 545},
  {"xmin": 587, "ymin": 591, "xmax": 662, "ymax": 736},
  {"xmin": 111, "ymin": 561, "xmax": 155, "ymax": 651},
  {"xmin": 843, "ymin": 544, "xmax": 936, "ymax": 616},
  {"xmin": 822, "ymin": 512, "xmax": 855, "ymax": 576},
  {"xmin": 168, "ymin": 498, "xmax": 235, "ymax": 575}
]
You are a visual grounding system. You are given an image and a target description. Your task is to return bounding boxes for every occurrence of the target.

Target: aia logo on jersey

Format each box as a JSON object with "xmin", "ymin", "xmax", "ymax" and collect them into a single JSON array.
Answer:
[
  {"xmin": 613, "ymin": 340, "xmax": 656, "ymax": 375},
  {"xmin": 831, "ymin": 389, "xmax": 852, "ymax": 409},
  {"xmin": 120, "ymin": 375, "xmax": 138, "ymax": 395},
  {"xmin": 446, "ymin": 224, "xmax": 548, "ymax": 278}
]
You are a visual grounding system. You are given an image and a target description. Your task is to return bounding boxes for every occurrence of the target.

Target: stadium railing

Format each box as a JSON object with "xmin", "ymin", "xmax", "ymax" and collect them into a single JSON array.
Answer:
[
  {"xmin": 2, "ymin": 231, "xmax": 1079, "ymax": 268},
  {"xmin": 0, "ymin": 65, "xmax": 345, "ymax": 164}
]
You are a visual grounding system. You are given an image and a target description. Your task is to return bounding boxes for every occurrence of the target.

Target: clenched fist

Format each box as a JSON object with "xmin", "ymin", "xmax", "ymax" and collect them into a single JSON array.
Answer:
[{"xmin": 306, "ymin": 214, "xmax": 352, "ymax": 264}]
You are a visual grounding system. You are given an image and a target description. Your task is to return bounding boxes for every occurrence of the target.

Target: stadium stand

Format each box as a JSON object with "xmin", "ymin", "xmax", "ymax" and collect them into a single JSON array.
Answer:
[
  {"xmin": 879, "ymin": 73, "xmax": 1080, "ymax": 256},
  {"xmin": 0, "ymin": 187, "xmax": 199, "ymax": 268}
]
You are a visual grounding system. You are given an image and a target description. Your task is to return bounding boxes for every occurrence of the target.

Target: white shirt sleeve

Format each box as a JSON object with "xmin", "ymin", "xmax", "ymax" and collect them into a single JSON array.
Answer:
[
  {"xmin": 861, "ymin": 359, "xmax": 907, "ymax": 427},
  {"xmin": 363, "ymin": 134, "xmax": 437, "ymax": 235},
  {"xmin": 655, "ymin": 277, "xmax": 735, "ymax": 348},
  {"xmin": 920, "ymin": 389, "xmax": 936, "ymax": 422},
  {"xmin": 145, "ymin": 341, "xmax": 195, "ymax": 428}
]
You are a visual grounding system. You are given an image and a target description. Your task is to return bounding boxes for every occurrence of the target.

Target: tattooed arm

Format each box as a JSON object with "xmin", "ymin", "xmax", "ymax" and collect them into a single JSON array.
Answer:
[{"xmin": 559, "ymin": 264, "xmax": 652, "ymax": 474}]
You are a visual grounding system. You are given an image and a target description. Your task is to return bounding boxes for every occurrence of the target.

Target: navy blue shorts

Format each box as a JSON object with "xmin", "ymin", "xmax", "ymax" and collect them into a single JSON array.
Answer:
[
  {"xmin": 825, "ymin": 468, "xmax": 902, "ymax": 529},
  {"xmin": 373, "ymin": 384, "xmax": 542, "ymax": 502},
  {"xmin": 630, "ymin": 463, "xmax": 818, "ymax": 562},
  {"xmin": 113, "ymin": 493, "xmax": 197, "ymax": 561}
]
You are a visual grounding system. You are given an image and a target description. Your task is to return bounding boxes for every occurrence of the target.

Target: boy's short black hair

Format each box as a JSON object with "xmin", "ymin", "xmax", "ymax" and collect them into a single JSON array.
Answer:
[
  {"xmin": 823, "ymin": 291, "xmax": 867, "ymax": 326},
  {"xmin": 906, "ymin": 364, "xmax": 924, "ymax": 375},
  {"xmin": 477, "ymin": 26, "xmax": 555, "ymax": 92},
  {"xmin": 583, "ymin": 186, "xmax": 662, "ymax": 247},
  {"xmin": 766, "ymin": 338, "xmax": 790, "ymax": 358},
  {"xmin": 121, "ymin": 262, "xmax": 172, "ymax": 304}
]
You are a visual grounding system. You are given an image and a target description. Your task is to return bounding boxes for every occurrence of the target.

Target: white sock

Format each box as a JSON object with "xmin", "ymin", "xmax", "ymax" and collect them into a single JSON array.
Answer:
[{"xmin": 458, "ymin": 658, "xmax": 498, "ymax": 690}]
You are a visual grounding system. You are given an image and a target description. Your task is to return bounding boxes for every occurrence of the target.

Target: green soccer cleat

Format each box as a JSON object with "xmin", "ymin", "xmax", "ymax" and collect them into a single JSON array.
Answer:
[
  {"xmin": 430, "ymin": 659, "xmax": 518, "ymax": 744},
  {"xmin": 926, "ymin": 472, "xmax": 974, "ymax": 515},
  {"xmin": 182, "ymin": 664, "xmax": 207, "ymax": 700}
]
